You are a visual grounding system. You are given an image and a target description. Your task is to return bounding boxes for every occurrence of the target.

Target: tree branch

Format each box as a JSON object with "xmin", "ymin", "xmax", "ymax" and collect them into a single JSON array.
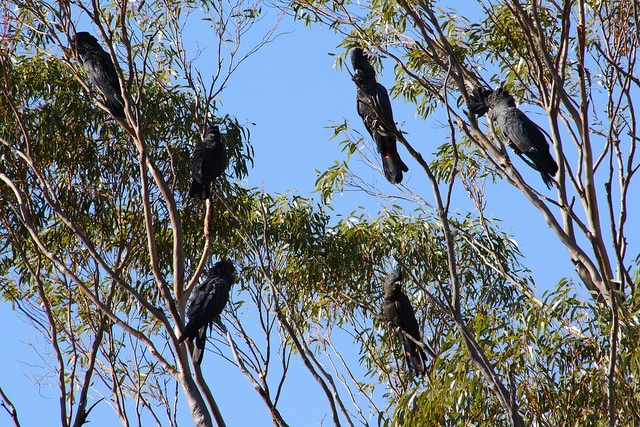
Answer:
[{"xmin": 0, "ymin": 388, "xmax": 21, "ymax": 427}]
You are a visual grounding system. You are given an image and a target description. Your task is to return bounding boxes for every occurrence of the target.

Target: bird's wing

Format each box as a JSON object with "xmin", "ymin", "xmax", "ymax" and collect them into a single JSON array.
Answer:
[
  {"xmin": 83, "ymin": 51, "xmax": 122, "ymax": 100},
  {"xmin": 382, "ymin": 297, "xmax": 399, "ymax": 325},
  {"xmin": 206, "ymin": 276, "xmax": 232, "ymax": 318},
  {"xmin": 355, "ymin": 88, "xmax": 377, "ymax": 137},
  {"xmin": 180, "ymin": 280, "xmax": 215, "ymax": 341},
  {"xmin": 186, "ymin": 281, "xmax": 214, "ymax": 319},
  {"xmin": 190, "ymin": 142, "xmax": 207, "ymax": 183},
  {"xmin": 181, "ymin": 273, "xmax": 231, "ymax": 344},
  {"xmin": 394, "ymin": 293, "xmax": 422, "ymax": 341},
  {"xmin": 374, "ymin": 83, "xmax": 395, "ymax": 131},
  {"xmin": 503, "ymin": 109, "xmax": 549, "ymax": 155},
  {"xmin": 202, "ymin": 141, "xmax": 227, "ymax": 180}
]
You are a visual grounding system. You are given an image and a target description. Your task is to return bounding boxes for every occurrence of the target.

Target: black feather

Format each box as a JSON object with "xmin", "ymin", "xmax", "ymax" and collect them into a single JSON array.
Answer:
[
  {"xmin": 467, "ymin": 86, "xmax": 493, "ymax": 117},
  {"xmin": 189, "ymin": 126, "xmax": 227, "ymax": 200},
  {"xmin": 71, "ymin": 32, "xmax": 125, "ymax": 119},
  {"xmin": 351, "ymin": 48, "xmax": 408, "ymax": 184},
  {"xmin": 382, "ymin": 266, "xmax": 427, "ymax": 376},
  {"xmin": 469, "ymin": 86, "xmax": 558, "ymax": 188},
  {"xmin": 179, "ymin": 261, "xmax": 236, "ymax": 366}
]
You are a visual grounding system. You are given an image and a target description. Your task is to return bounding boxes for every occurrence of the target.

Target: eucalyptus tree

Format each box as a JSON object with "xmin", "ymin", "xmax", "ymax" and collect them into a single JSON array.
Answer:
[
  {"xmin": 0, "ymin": 0, "xmax": 269, "ymax": 425},
  {"xmin": 3, "ymin": 1, "xmax": 639, "ymax": 426},
  {"xmin": 291, "ymin": 0, "xmax": 640, "ymax": 425}
]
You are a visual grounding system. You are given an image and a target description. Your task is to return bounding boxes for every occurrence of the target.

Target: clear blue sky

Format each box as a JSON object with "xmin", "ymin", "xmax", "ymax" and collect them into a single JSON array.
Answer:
[{"xmin": 1, "ymin": 4, "xmax": 605, "ymax": 426}]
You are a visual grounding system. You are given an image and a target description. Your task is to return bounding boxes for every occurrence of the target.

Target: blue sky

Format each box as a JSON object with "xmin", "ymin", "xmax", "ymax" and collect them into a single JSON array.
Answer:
[{"xmin": 0, "ymin": 3, "xmax": 611, "ymax": 426}]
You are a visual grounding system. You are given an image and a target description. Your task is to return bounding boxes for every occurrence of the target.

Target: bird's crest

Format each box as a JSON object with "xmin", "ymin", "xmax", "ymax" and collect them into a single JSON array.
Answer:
[
  {"xmin": 211, "ymin": 260, "xmax": 236, "ymax": 283},
  {"xmin": 383, "ymin": 266, "xmax": 403, "ymax": 293},
  {"xmin": 205, "ymin": 125, "xmax": 221, "ymax": 140},
  {"xmin": 71, "ymin": 32, "xmax": 101, "ymax": 56},
  {"xmin": 350, "ymin": 47, "xmax": 377, "ymax": 83}
]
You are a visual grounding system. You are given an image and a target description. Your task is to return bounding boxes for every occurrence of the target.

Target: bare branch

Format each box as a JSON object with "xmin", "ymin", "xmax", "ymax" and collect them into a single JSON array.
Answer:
[{"xmin": 0, "ymin": 388, "xmax": 21, "ymax": 427}]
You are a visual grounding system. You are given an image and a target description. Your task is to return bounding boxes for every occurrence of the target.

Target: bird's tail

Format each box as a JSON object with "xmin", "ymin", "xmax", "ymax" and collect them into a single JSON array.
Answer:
[
  {"xmin": 529, "ymin": 152, "xmax": 557, "ymax": 189},
  {"xmin": 541, "ymin": 172, "xmax": 555, "ymax": 189},
  {"xmin": 517, "ymin": 151, "xmax": 558, "ymax": 189},
  {"xmin": 105, "ymin": 96, "xmax": 125, "ymax": 119},
  {"xmin": 191, "ymin": 327, "xmax": 208, "ymax": 366},
  {"xmin": 401, "ymin": 336, "xmax": 426, "ymax": 376},
  {"xmin": 189, "ymin": 181, "xmax": 210, "ymax": 200},
  {"xmin": 382, "ymin": 153, "xmax": 409, "ymax": 184}
]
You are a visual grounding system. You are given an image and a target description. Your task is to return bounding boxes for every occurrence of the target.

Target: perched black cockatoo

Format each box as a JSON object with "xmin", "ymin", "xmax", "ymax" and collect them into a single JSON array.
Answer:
[
  {"xmin": 71, "ymin": 32, "xmax": 125, "ymax": 119},
  {"xmin": 468, "ymin": 87, "xmax": 558, "ymax": 188},
  {"xmin": 382, "ymin": 266, "xmax": 427, "ymax": 376},
  {"xmin": 351, "ymin": 48, "xmax": 408, "ymax": 184},
  {"xmin": 188, "ymin": 126, "xmax": 227, "ymax": 200},
  {"xmin": 178, "ymin": 260, "xmax": 236, "ymax": 366}
]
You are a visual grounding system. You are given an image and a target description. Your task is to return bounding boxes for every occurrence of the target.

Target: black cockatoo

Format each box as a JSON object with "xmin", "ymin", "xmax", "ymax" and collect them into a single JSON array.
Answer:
[
  {"xmin": 178, "ymin": 260, "xmax": 236, "ymax": 366},
  {"xmin": 468, "ymin": 87, "xmax": 558, "ymax": 188},
  {"xmin": 189, "ymin": 126, "xmax": 227, "ymax": 200},
  {"xmin": 351, "ymin": 48, "xmax": 408, "ymax": 184},
  {"xmin": 382, "ymin": 266, "xmax": 427, "ymax": 376},
  {"xmin": 70, "ymin": 32, "xmax": 125, "ymax": 119}
]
